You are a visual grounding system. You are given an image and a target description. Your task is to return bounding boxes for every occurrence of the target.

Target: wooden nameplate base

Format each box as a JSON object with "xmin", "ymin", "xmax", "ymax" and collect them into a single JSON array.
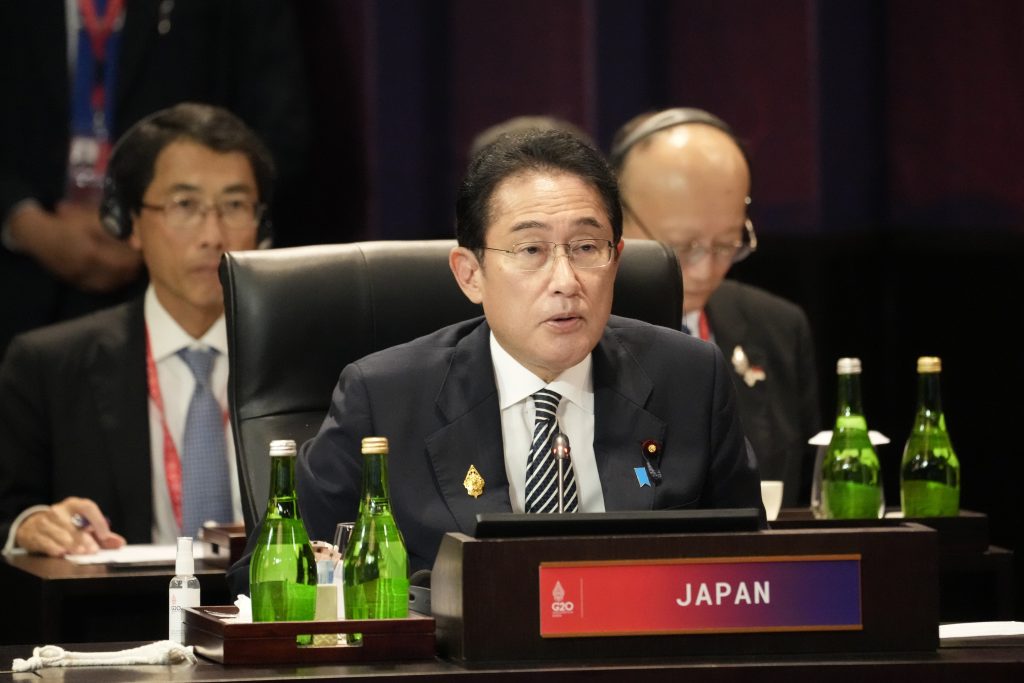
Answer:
[
  {"xmin": 771, "ymin": 508, "xmax": 991, "ymax": 553},
  {"xmin": 197, "ymin": 523, "xmax": 248, "ymax": 567},
  {"xmin": 433, "ymin": 525, "xmax": 939, "ymax": 663}
]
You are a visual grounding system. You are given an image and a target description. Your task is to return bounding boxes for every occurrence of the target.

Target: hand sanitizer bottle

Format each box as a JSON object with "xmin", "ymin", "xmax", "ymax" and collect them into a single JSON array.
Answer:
[{"xmin": 169, "ymin": 536, "xmax": 200, "ymax": 644}]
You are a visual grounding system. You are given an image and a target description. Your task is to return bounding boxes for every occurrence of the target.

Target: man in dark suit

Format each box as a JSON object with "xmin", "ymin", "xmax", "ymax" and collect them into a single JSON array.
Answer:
[
  {"xmin": 278, "ymin": 129, "xmax": 763, "ymax": 581},
  {"xmin": 0, "ymin": 103, "xmax": 273, "ymax": 556},
  {"xmin": 0, "ymin": 0, "xmax": 307, "ymax": 356},
  {"xmin": 611, "ymin": 108, "xmax": 821, "ymax": 506}
]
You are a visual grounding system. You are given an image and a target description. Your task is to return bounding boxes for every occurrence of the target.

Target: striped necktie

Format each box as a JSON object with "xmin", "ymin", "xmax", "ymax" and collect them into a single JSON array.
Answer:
[
  {"xmin": 177, "ymin": 347, "xmax": 233, "ymax": 538},
  {"xmin": 524, "ymin": 389, "xmax": 578, "ymax": 513}
]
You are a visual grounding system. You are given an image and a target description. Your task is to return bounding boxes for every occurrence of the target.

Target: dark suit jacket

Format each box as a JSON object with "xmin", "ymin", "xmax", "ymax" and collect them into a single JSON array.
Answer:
[
  {"xmin": 0, "ymin": 0, "xmax": 308, "ymax": 355},
  {"xmin": 291, "ymin": 315, "xmax": 763, "ymax": 577},
  {"xmin": 0, "ymin": 300, "xmax": 152, "ymax": 544},
  {"xmin": 706, "ymin": 279, "xmax": 821, "ymax": 505}
]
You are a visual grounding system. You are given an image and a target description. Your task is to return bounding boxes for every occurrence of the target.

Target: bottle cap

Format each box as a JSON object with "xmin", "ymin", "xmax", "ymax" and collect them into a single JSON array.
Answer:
[
  {"xmin": 917, "ymin": 356, "xmax": 941, "ymax": 373},
  {"xmin": 175, "ymin": 536, "xmax": 194, "ymax": 575},
  {"xmin": 361, "ymin": 436, "xmax": 389, "ymax": 454},
  {"xmin": 836, "ymin": 357, "xmax": 862, "ymax": 375},
  {"xmin": 269, "ymin": 439, "xmax": 297, "ymax": 457}
]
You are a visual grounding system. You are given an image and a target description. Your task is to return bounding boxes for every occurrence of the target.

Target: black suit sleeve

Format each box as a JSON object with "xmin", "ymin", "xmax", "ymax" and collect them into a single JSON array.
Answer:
[
  {"xmin": 0, "ymin": 337, "xmax": 55, "ymax": 542},
  {"xmin": 295, "ymin": 362, "xmax": 374, "ymax": 542},
  {"xmin": 227, "ymin": 361, "xmax": 371, "ymax": 596},
  {"xmin": 794, "ymin": 308, "xmax": 822, "ymax": 503},
  {"xmin": 702, "ymin": 345, "xmax": 767, "ymax": 524},
  {"xmin": 0, "ymin": 3, "xmax": 69, "ymax": 224}
]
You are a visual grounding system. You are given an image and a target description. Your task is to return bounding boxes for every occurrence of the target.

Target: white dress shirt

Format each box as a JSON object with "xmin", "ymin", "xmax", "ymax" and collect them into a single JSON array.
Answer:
[
  {"xmin": 490, "ymin": 333, "xmax": 606, "ymax": 513},
  {"xmin": 145, "ymin": 286, "xmax": 242, "ymax": 544}
]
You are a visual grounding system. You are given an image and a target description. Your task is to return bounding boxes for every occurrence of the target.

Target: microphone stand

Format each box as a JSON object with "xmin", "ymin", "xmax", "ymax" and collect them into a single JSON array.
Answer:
[{"xmin": 551, "ymin": 431, "xmax": 572, "ymax": 513}]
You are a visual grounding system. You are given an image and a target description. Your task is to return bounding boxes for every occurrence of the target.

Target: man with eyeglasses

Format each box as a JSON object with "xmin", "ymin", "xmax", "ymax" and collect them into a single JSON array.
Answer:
[
  {"xmin": 259, "ymin": 128, "xmax": 763, "ymax": 583},
  {"xmin": 611, "ymin": 108, "xmax": 820, "ymax": 507},
  {"xmin": 0, "ymin": 103, "xmax": 272, "ymax": 556}
]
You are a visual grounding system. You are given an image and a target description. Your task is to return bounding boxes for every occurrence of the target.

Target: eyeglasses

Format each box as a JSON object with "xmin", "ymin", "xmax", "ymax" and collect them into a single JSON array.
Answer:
[
  {"xmin": 622, "ymin": 200, "xmax": 757, "ymax": 267},
  {"xmin": 672, "ymin": 237, "xmax": 752, "ymax": 267},
  {"xmin": 140, "ymin": 195, "xmax": 265, "ymax": 232},
  {"xmin": 483, "ymin": 239, "xmax": 616, "ymax": 272}
]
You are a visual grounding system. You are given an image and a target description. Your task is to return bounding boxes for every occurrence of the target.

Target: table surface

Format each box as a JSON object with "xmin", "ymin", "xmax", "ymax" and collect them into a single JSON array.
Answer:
[
  {"xmin": 0, "ymin": 553, "xmax": 231, "ymax": 646},
  {"xmin": 1, "ymin": 638, "xmax": 1022, "ymax": 682},
  {"xmin": 2, "ymin": 552, "xmax": 230, "ymax": 580}
]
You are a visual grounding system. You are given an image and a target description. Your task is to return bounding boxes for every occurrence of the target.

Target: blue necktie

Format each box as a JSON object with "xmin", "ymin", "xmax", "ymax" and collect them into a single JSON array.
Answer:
[
  {"xmin": 177, "ymin": 348, "xmax": 233, "ymax": 538},
  {"xmin": 524, "ymin": 389, "xmax": 578, "ymax": 513}
]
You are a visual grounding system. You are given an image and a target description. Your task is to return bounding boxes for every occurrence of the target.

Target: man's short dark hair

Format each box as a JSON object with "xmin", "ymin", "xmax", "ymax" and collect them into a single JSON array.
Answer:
[
  {"xmin": 109, "ymin": 102, "xmax": 275, "ymax": 215},
  {"xmin": 468, "ymin": 115, "xmax": 596, "ymax": 160},
  {"xmin": 455, "ymin": 128, "xmax": 622, "ymax": 253}
]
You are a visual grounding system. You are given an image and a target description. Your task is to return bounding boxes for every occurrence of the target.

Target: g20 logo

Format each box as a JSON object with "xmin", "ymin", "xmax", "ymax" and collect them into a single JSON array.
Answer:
[{"xmin": 550, "ymin": 580, "xmax": 575, "ymax": 617}]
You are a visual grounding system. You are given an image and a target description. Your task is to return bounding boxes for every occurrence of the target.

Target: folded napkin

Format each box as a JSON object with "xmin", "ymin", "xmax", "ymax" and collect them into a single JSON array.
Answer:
[{"xmin": 12, "ymin": 640, "xmax": 197, "ymax": 672}]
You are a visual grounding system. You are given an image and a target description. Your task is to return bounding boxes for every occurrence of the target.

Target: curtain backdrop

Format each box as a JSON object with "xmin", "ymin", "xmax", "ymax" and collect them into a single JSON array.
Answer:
[{"xmin": 292, "ymin": 0, "xmax": 1024, "ymax": 617}]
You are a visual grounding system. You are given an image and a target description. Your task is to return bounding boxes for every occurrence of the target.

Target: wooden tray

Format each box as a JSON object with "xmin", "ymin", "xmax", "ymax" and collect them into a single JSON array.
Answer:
[{"xmin": 183, "ymin": 605, "xmax": 436, "ymax": 664}]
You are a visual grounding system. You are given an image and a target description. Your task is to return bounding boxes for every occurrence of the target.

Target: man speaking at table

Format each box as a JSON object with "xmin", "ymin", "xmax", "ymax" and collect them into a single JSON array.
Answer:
[
  {"xmin": 233, "ymin": 128, "xmax": 764, "ymax": 590},
  {"xmin": 0, "ymin": 103, "xmax": 273, "ymax": 556}
]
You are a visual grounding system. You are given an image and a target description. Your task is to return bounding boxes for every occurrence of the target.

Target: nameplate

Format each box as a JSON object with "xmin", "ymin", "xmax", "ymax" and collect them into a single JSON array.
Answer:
[{"xmin": 538, "ymin": 554, "xmax": 862, "ymax": 637}]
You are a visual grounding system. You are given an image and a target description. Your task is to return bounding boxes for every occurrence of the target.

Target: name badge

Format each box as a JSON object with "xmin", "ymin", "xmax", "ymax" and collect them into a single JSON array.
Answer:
[{"xmin": 539, "ymin": 555, "xmax": 862, "ymax": 637}]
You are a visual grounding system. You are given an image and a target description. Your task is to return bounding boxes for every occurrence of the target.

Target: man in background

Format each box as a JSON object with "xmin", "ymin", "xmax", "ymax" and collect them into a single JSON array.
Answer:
[
  {"xmin": 0, "ymin": 103, "xmax": 273, "ymax": 556},
  {"xmin": 0, "ymin": 0, "xmax": 307, "ymax": 355},
  {"xmin": 612, "ymin": 108, "xmax": 820, "ymax": 506}
]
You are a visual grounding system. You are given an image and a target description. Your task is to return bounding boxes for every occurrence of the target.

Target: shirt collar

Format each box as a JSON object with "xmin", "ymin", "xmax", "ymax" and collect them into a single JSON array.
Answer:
[
  {"xmin": 489, "ymin": 332, "xmax": 593, "ymax": 413},
  {"xmin": 684, "ymin": 309, "xmax": 701, "ymax": 336},
  {"xmin": 144, "ymin": 285, "xmax": 228, "ymax": 361}
]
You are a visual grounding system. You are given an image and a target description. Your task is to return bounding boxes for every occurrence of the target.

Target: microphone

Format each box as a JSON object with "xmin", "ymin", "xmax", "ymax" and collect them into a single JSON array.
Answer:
[
  {"xmin": 409, "ymin": 569, "xmax": 432, "ymax": 615},
  {"xmin": 551, "ymin": 430, "xmax": 572, "ymax": 513}
]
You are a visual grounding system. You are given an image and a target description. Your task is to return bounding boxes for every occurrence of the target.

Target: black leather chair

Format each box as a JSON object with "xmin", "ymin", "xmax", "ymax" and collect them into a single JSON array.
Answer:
[{"xmin": 221, "ymin": 239, "xmax": 682, "ymax": 530}]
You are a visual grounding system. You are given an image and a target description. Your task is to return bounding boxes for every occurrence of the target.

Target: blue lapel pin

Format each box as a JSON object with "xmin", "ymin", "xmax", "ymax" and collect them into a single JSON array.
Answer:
[{"xmin": 634, "ymin": 467, "xmax": 651, "ymax": 487}]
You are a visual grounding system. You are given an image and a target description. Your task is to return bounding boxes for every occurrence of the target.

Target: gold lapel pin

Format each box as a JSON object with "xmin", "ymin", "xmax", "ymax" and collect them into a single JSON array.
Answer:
[{"xmin": 464, "ymin": 464, "xmax": 485, "ymax": 498}]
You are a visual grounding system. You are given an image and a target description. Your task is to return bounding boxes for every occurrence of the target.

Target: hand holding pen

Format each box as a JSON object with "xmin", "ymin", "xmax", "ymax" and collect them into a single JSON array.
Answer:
[{"xmin": 14, "ymin": 496, "xmax": 126, "ymax": 557}]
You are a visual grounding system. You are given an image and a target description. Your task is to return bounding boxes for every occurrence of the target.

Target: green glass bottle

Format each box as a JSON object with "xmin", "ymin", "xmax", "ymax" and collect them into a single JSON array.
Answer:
[
  {"xmin": 250, "ymin": 439, "xmax": 317, "ymax": 629},
  {"xmin": 820, "ymin": 358, "xmax": 884, "ymax": 519},
  {"xmin": 342, "ymin": 437, "xmax": 409, "ymax": 643},
  {"xmin": 900, "ymin": 356, "xmax": 961, "ymax": 517}
]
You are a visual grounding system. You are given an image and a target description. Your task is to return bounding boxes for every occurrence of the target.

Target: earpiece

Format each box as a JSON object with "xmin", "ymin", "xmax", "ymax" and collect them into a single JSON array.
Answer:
[
  {"xmin": 610, "ymin": 107, "xmax": 748, "ymax": 169},
  {"xmin": 99, "ymin": 174, "xmax": 132, "ymax": 240}
]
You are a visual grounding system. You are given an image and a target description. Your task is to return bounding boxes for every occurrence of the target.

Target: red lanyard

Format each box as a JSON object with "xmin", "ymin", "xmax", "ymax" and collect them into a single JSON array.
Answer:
[
  {"xmin": 144, "ymin": 328, "xmax": 228, "ymax": 531},
  {"xmin": 698, "ymin": 309, "xmax": 712, "ymax": 342},
  {"xmin": 77, "ymin": 0, "xmax": 125, "ymax": 119},
  {"xmin": 78, "ymin": 0, "xmax": 124, "ymax": 61}
]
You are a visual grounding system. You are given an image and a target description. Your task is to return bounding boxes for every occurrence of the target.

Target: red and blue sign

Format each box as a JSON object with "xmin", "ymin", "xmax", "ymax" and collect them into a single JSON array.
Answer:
[{"xmin": 539, "ymin": 554, "xmax": 862, "ymax": 637}]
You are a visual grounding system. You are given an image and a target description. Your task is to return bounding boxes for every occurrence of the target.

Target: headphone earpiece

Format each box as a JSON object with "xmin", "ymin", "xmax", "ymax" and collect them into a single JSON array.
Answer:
[
  {"xmin": 610, "ymin": 107, "xmax": 748, "ymax": 170},
  {"xmin": 256, "ymin": 212, "xmax": 273, "ymax": 249},
  {"xmin": 99, "ymin": 175, "xmax": 132, "ymax": 240}
]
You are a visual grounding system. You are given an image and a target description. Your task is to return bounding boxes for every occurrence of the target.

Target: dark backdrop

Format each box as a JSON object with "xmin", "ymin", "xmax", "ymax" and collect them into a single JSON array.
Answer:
[{"xmin": 288, "ymin": 0, "xmax": 1024, "ymax": 615}]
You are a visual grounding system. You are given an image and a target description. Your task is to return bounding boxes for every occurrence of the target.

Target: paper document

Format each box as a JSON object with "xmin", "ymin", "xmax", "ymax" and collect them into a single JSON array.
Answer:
[
  {"xmin": 939, "ymin": 621, "xmax": 1024, "ymax": 639},
  {"xmin": 65, "ymin": 543, "xmax": 206, "ymax": 566}
]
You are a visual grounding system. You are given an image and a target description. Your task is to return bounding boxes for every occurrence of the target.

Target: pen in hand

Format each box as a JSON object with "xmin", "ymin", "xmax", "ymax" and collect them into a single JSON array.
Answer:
[
  {"xmin": 63, "ymin": 509, "xmax": 126, "ymax": 554},
  {"xmin": 16, "ymin": 498, "xmax": 127, "ymax": 557}
]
